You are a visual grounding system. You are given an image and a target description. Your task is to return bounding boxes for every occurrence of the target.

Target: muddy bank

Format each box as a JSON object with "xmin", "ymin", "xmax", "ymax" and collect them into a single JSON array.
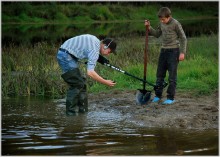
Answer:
[{"xmin": 88, "ymin": 90, "xmax": 218, "ymax": 130}]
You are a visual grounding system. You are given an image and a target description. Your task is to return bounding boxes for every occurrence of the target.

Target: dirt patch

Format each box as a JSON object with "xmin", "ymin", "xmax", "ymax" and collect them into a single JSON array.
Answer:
[{"xmin": 88, "ymin": 90, "xmax": 219, "ymax": 130}]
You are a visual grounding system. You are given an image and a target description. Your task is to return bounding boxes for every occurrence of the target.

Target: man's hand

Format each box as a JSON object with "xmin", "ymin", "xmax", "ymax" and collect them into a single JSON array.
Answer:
[
  {"xmin": 179, "ymin": 53, "xmax": 185, "ymax": 61},
  {"xmin": 97, "ymin": 55, "xmax": 109, "ymax": 65},
  {"xmin": 105, "ymin": 80, "xmax": 116, "ymax": 87}
]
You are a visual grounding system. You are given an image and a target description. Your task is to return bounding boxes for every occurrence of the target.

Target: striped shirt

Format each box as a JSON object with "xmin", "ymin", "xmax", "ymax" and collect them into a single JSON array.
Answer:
[{"xmin": 60, "ymin": 34, "xmax": 100, "ymax": 70}]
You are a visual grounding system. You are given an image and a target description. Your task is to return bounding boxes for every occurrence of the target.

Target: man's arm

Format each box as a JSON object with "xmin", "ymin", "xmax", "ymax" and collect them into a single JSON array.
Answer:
[{"xmin": 87, "ymin": 70, "xmax": 116, "ymax": 87}]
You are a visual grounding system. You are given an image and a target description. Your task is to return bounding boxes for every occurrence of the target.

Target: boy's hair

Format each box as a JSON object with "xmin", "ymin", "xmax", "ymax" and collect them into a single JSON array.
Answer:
[{"xmin": 158, "ymin": 7, "xmax": 171, "ymax": 18}]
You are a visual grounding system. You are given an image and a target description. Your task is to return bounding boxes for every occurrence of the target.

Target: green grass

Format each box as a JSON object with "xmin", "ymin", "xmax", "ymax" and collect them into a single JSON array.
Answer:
[
  {"xmin": 88, "ymin": 34, "xmax": 218, "ymax": 96},
  {"xmin": 2, "ymin": 35, "xmax": 218, "ymax": 98},
  {"xmin": 2, "ymin": 2, "xmax": 218, "ymax": 24}
]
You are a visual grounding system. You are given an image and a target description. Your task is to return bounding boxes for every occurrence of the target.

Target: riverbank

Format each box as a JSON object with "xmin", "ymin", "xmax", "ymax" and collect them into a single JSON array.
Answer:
[
  {"xmin": 2, "ymin": 2, "xmax": 218, "ymax": 24},
  {"xmin": 86, "ymin": 90, "xmax": 218, "ymax": 130},
  {"xmin": 2, "ymin": 35, "xmax": 218, "ymax": 99}
]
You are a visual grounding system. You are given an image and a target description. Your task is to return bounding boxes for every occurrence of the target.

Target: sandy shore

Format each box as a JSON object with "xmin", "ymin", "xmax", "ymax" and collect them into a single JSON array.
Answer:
[{"xmin": 88, "ymin": 90, "xmax": 218, "ymax": 130}]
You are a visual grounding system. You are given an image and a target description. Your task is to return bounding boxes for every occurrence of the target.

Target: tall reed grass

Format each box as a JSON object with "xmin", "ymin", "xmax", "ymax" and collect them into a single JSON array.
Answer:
[
  {"xmin": 2, "ymin": 35, "xmax": 218, "ymax": 98},
  {"xmin": 2, "ymin": 42, "xmax": 66, "ymax": 98}
]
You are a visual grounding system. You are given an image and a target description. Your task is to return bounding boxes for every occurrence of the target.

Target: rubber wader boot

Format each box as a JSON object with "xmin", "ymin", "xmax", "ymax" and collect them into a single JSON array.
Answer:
[
  {"xmin": 61, "ymin": 68, "xmax": 85, "ymax": 116},
  {"xmin": 78, "ymin": 77, "xmax": 88, "ymax": 113}
]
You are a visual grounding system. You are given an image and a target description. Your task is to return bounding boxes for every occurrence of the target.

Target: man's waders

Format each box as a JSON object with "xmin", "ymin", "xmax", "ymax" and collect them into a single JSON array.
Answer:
[{"xmin": 61, "ymin": 68, "xmax": 88, "ymax": 116}]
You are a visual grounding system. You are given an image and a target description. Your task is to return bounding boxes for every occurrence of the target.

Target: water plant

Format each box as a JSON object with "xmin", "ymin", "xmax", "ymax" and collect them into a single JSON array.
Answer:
[{"xmin": 2, "ymin": 34, "xmax": 218, "ymax": 98}]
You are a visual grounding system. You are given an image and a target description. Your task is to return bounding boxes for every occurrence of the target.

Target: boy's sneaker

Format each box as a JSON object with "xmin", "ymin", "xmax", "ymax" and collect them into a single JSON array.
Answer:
[
  {"xmin": 162, "ymin": 99, "xmax": 175, "ymax": 105},
  {"xmin": 152, "ymin": 96, "xmax": 160, "ymax": 103}
]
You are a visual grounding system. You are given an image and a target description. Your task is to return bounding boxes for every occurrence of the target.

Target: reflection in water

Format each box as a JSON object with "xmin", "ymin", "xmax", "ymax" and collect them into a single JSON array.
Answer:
[
  {"xmin": 1, "ymin": 98, "xmax": 218, "ymax": 155},
  {"xmin": 2, "ymin": 19, "xmax": 218, "ymax": 46}
]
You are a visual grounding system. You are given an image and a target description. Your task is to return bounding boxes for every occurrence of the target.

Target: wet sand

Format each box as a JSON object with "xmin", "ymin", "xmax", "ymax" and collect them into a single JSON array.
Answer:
[{"xmin": 88, "ymin": 90, "xmax": 218, "ymax": 130}]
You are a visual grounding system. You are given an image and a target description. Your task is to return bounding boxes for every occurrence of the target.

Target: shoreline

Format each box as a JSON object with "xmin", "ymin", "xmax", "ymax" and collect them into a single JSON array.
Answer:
[{"xmin": 88, "ymin": 90, "xmax": 218, "ymax": 130}]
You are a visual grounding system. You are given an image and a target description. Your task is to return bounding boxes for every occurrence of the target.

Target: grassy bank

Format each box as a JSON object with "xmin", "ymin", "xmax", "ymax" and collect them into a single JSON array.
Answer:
[
  {"xmin": 2, "ymin": 2, "xmax": 218, "ymax": 24},
  {"xmin": 2, "ymin": 35, "xmax": 218, "ymax": 98},
  {"xmin": 90, "ymin": 34, "xmax": 218, "ymax": 95}
]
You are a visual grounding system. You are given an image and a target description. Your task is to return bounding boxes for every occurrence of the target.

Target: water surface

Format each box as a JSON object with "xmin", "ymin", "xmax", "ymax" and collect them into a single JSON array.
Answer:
[
  {"xmin": 2, "ymin": 97, "xmax": 218, "ymax": 155},
  {"xmin": 2, "ymin": 18, "xmax": 218, "ymax": 46},
  {"xmin": 1, "ymin": 18, "xmax": 219, "ymax": 155}
]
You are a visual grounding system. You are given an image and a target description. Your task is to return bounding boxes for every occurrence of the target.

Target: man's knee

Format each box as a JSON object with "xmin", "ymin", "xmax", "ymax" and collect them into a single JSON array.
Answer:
[{"xmin": 61, "ymin": 68, "xmax": 85, "ymax": 88}]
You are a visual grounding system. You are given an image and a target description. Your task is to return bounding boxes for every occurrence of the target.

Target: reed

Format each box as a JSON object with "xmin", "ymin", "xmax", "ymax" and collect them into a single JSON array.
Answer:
[
  {"xmin": 2, "ymin": 42, "xmax": 66, "ymax": 98},
  {"xmin": 2, "ymin": 35, "xmax": 218, "ymax": 98}
]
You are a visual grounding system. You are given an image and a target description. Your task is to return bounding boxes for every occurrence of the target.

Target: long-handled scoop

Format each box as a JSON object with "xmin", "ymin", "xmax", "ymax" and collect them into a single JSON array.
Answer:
[
  {"xmin": 96, "ymin": 54, "xmax": 168, "ymax": 103},
  {"xmin": 103, "ymin": 62, "xmax": 155, "ymax": 87},
  {"xmin": 97, "ymin": 54, "xmax": 155, "ymax": 87},
  {"xmin": 136, "ymin": 25, "xmax": 152, "ymax": 105}
]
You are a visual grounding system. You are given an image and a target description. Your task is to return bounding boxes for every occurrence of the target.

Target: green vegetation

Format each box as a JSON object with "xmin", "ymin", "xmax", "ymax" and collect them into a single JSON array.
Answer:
[
  {"xmin": 2, "ymin": 2, "xmax": 218, "ymax": 47},
  {"xmin": 90, "ymin": 34, "xmax": 218, "ymax": 96},
  {"xmin": 2, "ymin": 42, "xmax": 64, "ymax": 98},
  {"xmin": 1, "ymin": 2, "xmax": 218, "ymax": 98},
  {"xmin": 2, "ymin": 35, "xmax": 218, "ymax": 98},
  {"xmin": 2, "ymin": 2, "xmax": 218, "ymax": 24}
]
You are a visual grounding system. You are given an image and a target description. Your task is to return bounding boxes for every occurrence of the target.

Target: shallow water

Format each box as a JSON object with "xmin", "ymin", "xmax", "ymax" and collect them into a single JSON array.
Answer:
[{"xmin": 1, "ymin": 97, "xmax": 218, "ymax": 155}]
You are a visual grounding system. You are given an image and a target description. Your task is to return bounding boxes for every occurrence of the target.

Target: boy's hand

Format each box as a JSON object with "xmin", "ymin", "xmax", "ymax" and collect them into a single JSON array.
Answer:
[
  {"xmin": 144, "ymin": 20, "xmax": 150, "ymax": 26},
  {"xmin": 179, "ymin": 53, "xmax": 185, "ymax": 61}
]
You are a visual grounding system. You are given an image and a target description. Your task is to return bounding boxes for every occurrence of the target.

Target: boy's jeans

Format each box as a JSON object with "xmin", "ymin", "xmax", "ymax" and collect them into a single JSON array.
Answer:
[{"xmin": 155, "ymin": 48, "xmax": 180, "ymax": 100}]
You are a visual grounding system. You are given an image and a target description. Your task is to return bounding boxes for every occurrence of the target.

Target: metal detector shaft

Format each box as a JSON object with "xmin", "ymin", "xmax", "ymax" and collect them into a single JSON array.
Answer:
[{"xmin": 104, "ymin": 63, "xmax": 155, "ymax": 87}]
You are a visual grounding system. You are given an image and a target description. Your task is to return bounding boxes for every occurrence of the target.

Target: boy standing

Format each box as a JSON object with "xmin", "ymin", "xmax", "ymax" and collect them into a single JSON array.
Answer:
[{"xmin": 144, "ymin": 7, "xmax": 187, "ymax": 104}]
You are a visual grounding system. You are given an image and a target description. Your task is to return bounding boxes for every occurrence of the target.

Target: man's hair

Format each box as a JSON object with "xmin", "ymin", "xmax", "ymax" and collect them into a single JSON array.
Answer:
[
  {"xmin": 157, "ymin": 7, "xmax": 171, "ymax": 18},
  {"xmin": 102, "ymin": 38, "xmax": 117, "ymax": 53}
]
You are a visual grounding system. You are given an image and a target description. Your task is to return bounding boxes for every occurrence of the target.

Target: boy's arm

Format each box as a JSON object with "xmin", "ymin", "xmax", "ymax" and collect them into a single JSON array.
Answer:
[
  {"xmin": 149, "ymin": 24, "xmax": 162, "ymax": 38},
  {"xmin": 145, "ymin": 20, "xmax": 162, "ymax": 38},
  {"xmin": 176, "ymin": 22, "xmax": 187, "ymax": 54}
]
